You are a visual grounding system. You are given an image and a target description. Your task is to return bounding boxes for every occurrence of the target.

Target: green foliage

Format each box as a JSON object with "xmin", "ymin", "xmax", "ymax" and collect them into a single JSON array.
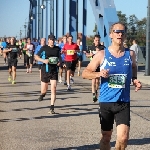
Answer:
[
  {"xmin": 86, "ymin": 35, "xmax": 94, "ymax": 46},
  {"xmin": 117, "ymin": 11, "xmax": 146, "ymax": 46},
  {"xmin": 86, "ymin": 11, "xmax": 146, "ymax": 47}
]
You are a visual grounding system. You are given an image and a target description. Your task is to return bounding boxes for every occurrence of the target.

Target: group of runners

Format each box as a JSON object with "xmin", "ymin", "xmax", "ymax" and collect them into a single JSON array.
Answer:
[{"xmin": 0, "ymin": 22, "xmax": 142, "ymax": 150}]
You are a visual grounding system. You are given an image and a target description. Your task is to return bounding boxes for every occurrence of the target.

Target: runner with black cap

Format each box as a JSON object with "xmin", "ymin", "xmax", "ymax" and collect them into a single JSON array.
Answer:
[
  {"xmin": 84, "ymin": 34, "xmax": 105, "ymax": 102},
  {"xmin": 35, "ymin": 34, "xmax": 62, "ymax": 114}
]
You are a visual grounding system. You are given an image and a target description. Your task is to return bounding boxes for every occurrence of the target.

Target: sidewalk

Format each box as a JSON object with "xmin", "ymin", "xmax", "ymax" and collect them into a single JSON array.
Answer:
[{"xmin": 137, "ymin": 65, "xmax": 150, "ymax": 85}]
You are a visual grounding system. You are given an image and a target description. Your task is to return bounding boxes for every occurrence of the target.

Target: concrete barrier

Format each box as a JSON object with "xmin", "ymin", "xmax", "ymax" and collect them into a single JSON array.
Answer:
[{"xmin": 138, "ymin": 46, "xmax": 146, "ymax": 64}]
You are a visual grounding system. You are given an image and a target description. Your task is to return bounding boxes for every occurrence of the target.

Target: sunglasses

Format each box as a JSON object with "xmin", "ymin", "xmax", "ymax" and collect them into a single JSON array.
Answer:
[{"xmin": 113, "ymin": 30, "xmax": 125, "ymax": 34}]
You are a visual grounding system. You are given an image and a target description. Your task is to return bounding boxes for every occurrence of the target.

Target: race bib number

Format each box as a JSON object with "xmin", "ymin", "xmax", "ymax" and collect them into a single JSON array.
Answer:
[
  {"xmin": 12, "ymin": 48, "xmax": 18, "ymax": 52},
  {"xmin": 67, "ymin": 50, "xmax": 75, "ymax": 55},
  {"xmin": 108, "ymin": 74, "xmax": 127, "ymax": 88},
  {"xmin": 92, "ymin": 51, "xmax": 97, "ymax": 54},
  {"xmin": 48, "ymin": 57, "xmax": 58, "ymax": 64}
]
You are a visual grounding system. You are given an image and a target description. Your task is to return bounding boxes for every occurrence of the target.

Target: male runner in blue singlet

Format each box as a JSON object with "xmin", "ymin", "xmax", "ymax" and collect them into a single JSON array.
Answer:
[{"xmin": 82, "ymin": 22, "xmax": 142, "ymax": 150}]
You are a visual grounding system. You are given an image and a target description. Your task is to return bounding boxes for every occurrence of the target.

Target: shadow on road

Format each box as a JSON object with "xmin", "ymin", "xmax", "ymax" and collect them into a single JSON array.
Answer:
[
  {"xmin": 128, "ymin": 138, "xmax": 150, "ymax": 145},
  {"xmin": 52, "ymin": 143, "xmax": 101, "ymax": 150},
  {"xmin": 51, "ymin": 137, "xmax": 150, "ymax": 150},
  {"xmin": 0, "ymin": 103, "xmax": 99, "ymax": 122}
]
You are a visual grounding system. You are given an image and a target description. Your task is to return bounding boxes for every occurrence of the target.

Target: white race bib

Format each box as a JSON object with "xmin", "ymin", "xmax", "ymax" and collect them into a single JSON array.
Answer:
[
  {"xmin": 108, "ymin": 74, "xmax": 127, "ymax": 88},
  {"xmin": 27, "ymin": 51, "xmax": 32, "ymax": 57},
  {"xmin": 92, "ymin": 51, "xmax": 97, "ymax": 54}
]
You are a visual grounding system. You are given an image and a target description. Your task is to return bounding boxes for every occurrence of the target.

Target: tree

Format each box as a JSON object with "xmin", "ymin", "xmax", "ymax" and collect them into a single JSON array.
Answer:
[
  {"xmin": 117, "ymin": 11, "xmax": 146, "ymax": 46},
  {"xmin": 136, "ymin": 18, "xmax": 146, "ymax": 46},
  {"xmin": 86, "ymin": 35, "xmax": 94, "ymax": 46},
  {"xmin": 117, "ymin": 11, "xmax": 128, "ymax": 26}
]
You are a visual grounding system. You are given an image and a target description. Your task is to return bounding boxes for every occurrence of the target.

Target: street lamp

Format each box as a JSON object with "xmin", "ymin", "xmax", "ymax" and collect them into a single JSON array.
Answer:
[
  {"xmin": 40, "ymin": 0, "xmax": 52, "ymax": 42},
  {"xmin": 145, "ymin": 0, "xmax": 150, "ymax": 76},
  {"xmin": 24, "ymin": 25, "xmax": 27, "ymax": 38},
  {"xmin": 40, "ymin": 4, "xmax": 46, "ymax": 9},
  {"xmin": 20, "ymin": 30, "xmax": 22, "ymax": 39}
]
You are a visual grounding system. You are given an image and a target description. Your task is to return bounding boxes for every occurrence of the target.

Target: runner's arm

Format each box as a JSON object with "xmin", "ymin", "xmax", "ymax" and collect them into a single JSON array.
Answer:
[
  {"xmin": 82, "ymin": 51, "xmax": 102, "ymax": 79},
  {"xmin": 75, "ymin": 45, "xmax": 80, "ymax": 52},
  {"xmin": 3, "ymin": 48, "xmax": 10, "ymax": 53},
  {"xmin": 32, "ymin": 43, "xmax": 35, "ymax": 51},
  {"xmin": 61, "ymin": 44, "xmax": 65, "ymax": 53},
  {"xmin": 58, "ymin": 48, "xmax": 62, "ymax": 65},
  {"xmin": 3, "ymin": 46, "xmax": 11, "ymax": 53},
  {"xmin": 34, "ymin": 48, "xmax": 45, "ymax": 63},
  {"xmin": 85, "ymin": 51, "xmax": 93, "ymax": 58},
  {"xmin": 130, "ymin": 50, "xmax": 137, "ymax": 80},
  {"xmin": 130, "ymin": 49, "xmax": 142, "ymax": 91},
  {"xmin": 34, "ymin": 46, "xmax": 39, "ymax": 55}
]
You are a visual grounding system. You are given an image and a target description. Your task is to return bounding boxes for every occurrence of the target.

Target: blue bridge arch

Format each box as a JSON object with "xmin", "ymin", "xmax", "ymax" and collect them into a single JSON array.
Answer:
[{"xmin": 28, "ymin": 0, "xmax": 118, "ymax": 50}]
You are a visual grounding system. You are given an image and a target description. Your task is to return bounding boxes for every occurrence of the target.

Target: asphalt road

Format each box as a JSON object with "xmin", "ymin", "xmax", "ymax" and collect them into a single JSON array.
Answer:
[{"xmin": 0, "ymin": 57, "xmax": 150, "ymax": 150}]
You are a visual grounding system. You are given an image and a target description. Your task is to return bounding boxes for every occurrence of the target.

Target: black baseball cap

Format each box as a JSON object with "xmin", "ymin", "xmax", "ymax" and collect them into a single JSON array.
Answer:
[{"xmin": 48, "ymin": 34, "xmax": 55, "ymax": 40}]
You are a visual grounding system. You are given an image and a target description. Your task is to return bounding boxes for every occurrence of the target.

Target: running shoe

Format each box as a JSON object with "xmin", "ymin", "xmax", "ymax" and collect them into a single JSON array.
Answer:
[
  {"xmin": 12, "ymin": 80, "xmax": 16, "ymax": 84},
  {"xmin": 8, "ymin": 76, "xmax": 11, "ymax": 82},
  {"xmin": 67, "ymin": 85, "xmax": 71, "ymax": 91},
  {"xmin": 70, "ymin": 78, "xmax": 74, "ymax": 84},
  {"xmin": 59, "ymin": 79, "xmax": 62, "ymax": 83},
  {"xmin": 48, "ymin": 109, "xmax": 55, "ymax": 114},
  {"xmin": 38, "ymin": 94, "xmax": 45, "ymax": 102},
  {"xmin": 64, "ymin": 82, "xmax": 67, "ymax": 85},
  {"xmin": 93, "ymin": 96, "xmax": 98, "ymax": 103}
]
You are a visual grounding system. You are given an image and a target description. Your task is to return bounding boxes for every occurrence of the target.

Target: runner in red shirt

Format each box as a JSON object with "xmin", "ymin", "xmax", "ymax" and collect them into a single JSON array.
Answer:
[{"xmin": 62, "ymin": 35, "xmax": 79, "ymax": 91}]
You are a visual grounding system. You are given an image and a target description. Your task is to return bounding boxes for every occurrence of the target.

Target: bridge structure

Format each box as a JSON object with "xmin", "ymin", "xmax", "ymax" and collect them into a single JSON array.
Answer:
[{"xmin": 27, "ymin": 0, "xmax": 118, "ymax": 49}]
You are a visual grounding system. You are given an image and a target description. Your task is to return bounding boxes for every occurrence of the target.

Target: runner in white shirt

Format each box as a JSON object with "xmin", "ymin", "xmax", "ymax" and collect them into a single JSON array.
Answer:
[{"xmin": 24, "ymin": 38, "xmax": 35, "ymax": 73}]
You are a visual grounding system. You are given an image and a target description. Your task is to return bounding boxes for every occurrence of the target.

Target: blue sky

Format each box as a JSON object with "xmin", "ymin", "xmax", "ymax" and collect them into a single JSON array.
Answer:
[{"xmin": 0, "ymin": 0, "xmax": 147, "ymax": 39}]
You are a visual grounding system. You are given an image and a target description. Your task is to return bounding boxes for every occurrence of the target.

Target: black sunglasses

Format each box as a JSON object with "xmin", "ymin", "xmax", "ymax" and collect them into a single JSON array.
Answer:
[{"xmin": 113, "ymin": 30, "xmax": 125, "ymax": 34}]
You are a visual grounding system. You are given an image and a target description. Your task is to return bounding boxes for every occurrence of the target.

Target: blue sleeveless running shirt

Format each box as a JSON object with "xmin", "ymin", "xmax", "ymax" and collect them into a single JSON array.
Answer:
[{"xmin": 99, "ymin": 48, "xmax": 132, "ymax": 103}]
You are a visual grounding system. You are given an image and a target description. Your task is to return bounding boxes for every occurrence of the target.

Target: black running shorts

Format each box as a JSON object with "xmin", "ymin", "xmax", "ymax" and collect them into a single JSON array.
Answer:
[
  {"xmin": 26, "ymin": 54, "xmax": 34, "ymax": 65},
  {"xmin": 41, "ymin": 71, "xmax": 58, "ymax": 83},
  {"xmin": 65, "ymin": 60, "xmax": 77, "ymax": 72},
  {"xmin": 60, "ymin": 61, "xmax": 65, "ymax": 69},
  {"xmin": 99, "ymin": 102, "xmax": 130, "ymax": 131},
  {"xmin": 8, "ymin": 58, "xmax": 18, "ymax": 68}
]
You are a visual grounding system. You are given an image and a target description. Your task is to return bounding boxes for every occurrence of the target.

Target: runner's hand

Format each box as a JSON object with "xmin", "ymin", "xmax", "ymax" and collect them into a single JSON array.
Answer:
[
  {"xmin": 9, "ymin": 48, "xmax": 12, "ymax": 51},
  {"xmin": 133, "ymin": 79, "xmax": 142, "ymax": 92},
  {"xmin": 63, "ymin": 64, "xmax": 66, "ymax": 68},
  {"xmin": 98, "ymin": 69, "xmax": 109, "ymax": 78},
  {"xmin": 57, "ymin": 62, "xmax": 60, "ymax": 66},
  {"xmin": 43, "ymin": 59, "xmax": 49, "ymax": 64}
]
